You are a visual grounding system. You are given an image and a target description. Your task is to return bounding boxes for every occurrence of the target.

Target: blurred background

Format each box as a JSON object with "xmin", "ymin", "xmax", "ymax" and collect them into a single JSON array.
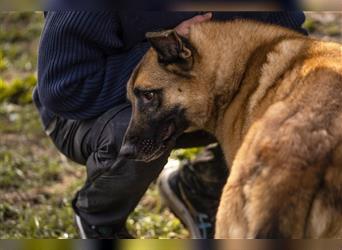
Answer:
[{"xmin": 0, "ymin": 12, "xmax": 341, "ymax": 239}]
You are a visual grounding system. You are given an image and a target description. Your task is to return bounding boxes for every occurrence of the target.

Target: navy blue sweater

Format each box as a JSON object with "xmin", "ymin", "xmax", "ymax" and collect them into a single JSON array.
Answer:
[{"xmin": 34, "ymin": 11, "xmax": 306, "ymax": 129}]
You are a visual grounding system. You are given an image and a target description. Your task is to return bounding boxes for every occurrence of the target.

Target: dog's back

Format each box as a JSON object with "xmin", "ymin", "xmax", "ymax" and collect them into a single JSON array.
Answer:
[{"xmin": 209, "ymin": 22, "xmax": 342, "ymax": 238}]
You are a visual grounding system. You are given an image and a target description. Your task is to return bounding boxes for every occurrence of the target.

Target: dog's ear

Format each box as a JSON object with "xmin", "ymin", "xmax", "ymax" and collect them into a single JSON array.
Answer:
[{"xmin": 146, "ymin": 30, "xmax": 194, "ymax": 71}]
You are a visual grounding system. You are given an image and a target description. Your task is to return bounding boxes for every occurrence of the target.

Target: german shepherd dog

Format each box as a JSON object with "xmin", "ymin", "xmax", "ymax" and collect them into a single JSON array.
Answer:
[{"xmin": 120, "ymin": 20, "xmax": 342, "ymax": 238}]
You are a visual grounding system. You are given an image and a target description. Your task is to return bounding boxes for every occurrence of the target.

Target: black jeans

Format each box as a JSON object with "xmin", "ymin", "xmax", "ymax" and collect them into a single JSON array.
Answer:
[{"xmin": 49, "ymin": 103, "xmax": 223, "ymax": 229}]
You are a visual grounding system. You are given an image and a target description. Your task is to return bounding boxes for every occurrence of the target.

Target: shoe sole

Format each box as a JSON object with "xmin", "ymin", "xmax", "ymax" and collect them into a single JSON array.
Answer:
[
  {"xmin": 75, "ymin": 214, "xmax": 87, "ymax": 239},
  {"xmin": 158, "ymin": 166, "xmax": 202, "ymax": 239}
]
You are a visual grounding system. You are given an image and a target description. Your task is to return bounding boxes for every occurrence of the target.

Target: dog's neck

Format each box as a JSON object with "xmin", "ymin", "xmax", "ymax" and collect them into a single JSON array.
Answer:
[{"xmin": 190, "ymin": 21, "xmax": 305, "ymax": 164}]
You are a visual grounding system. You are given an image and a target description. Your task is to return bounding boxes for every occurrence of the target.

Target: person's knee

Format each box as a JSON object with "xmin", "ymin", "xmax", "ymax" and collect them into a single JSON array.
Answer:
[
  {"xmin": 91, "ymin": 104, "xmax": 131, "ymax": 157},
  {"xmin": 86, "ymin": 104, "xmax": 132, "ymax": 178}
]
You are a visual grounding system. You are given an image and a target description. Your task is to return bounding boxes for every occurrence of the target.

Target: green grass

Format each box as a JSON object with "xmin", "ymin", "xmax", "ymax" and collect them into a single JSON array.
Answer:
[
  {"xmin": 0, "ymin": 12, "xmax": 42, "ymax": 82},
  {"xmin": 303, "ymin": 18, "xmax": 317, "ymax": 33},
  {"xmin": 0, "ymin": 102, "xmax": 85, "ymax": 238},
  {"xmin": 303, "ymin": 14, "xmax": 342, "ymax": 40},
  {"xmin": 0, "ymin": 149, "xmax": 61, "ymax": 189},
  {"xmin": 0, "ymin": 75, "xmax": 37, "ymax": 104}
]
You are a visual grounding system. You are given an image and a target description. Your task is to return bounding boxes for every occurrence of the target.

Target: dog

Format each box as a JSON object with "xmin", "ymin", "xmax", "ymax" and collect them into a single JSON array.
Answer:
[{"xmin": 120, "ymin": 19, "xmax": 342, "ymax": 238}]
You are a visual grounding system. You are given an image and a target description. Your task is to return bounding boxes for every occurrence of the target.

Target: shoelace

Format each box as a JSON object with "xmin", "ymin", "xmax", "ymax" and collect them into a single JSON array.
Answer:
[{"xmin": 197, "ymin": 213, "xmax": 212, "ymax": 239}]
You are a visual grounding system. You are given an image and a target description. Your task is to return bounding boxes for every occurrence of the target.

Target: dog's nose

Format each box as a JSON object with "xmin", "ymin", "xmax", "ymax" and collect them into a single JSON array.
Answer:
[{"xmin": 119, "ymin": 143, "xmax": 137, "ymax": 159}]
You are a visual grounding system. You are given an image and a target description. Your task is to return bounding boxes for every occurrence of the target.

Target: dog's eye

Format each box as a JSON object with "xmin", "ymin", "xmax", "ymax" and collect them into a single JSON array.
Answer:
[{"xmin": 142, "ymin": 91, "xmax": 155, "ymax": 103}]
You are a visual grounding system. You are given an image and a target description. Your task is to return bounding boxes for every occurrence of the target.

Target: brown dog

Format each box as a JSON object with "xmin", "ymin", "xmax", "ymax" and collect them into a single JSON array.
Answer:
[{"xmin": 120, "ymin": 20, "xmax": 342, "ymax": 238}]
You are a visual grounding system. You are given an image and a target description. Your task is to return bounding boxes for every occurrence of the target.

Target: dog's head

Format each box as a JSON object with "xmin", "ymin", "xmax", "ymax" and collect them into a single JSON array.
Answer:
[{"xmin": 120, "ymin": 29, "xmax": 215, "ymax": 162}]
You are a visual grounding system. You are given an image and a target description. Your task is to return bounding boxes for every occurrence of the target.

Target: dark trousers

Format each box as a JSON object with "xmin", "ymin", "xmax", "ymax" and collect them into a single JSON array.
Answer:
[{"xmin": 49, "ymin": 103, "xmax": 224, "ymax": 229}]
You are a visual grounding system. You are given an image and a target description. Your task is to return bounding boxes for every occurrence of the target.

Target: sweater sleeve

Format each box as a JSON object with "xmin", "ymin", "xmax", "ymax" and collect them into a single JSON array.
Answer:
[
  {"xmin": 264, "ymin": 11, "xmax": 307, "ymax": 35},
  {"xmin": 38, "ymin": 12, "xmax": 139, "ymax": 120}
]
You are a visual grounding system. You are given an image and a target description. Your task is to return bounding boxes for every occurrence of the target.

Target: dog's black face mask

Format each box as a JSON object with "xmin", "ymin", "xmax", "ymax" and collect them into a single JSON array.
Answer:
[{"xmin": 120, "ymin": 90, "xmax": 189, "ymax": 162}]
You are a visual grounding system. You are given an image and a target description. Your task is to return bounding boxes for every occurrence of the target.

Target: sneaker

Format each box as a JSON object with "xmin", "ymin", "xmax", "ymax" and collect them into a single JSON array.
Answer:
[
  {"xmin": 74, "ymin": 214, "xmax": 134, "ymax": 239},
  {"xmin": 159, "ymin": 144, "xmax": 228, "ymax": 239},
  {"xmin": 158, "ymin": 165, "xmax": 215, "ymax": 239}
]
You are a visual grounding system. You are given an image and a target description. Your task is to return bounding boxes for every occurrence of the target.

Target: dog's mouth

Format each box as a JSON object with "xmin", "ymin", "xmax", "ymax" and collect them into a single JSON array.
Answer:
[
  {"xmin": 160, "ymin": 121, "xmax": 176, "ymax": 143},
  {"xmin": 120, "ymin": 107, "xmax": 188, "ymax": 163},
  {"xmin": 138, "ymin": 120, "xmax": 178, "ymax": 162},
  {"xmin": 122, "ymin": 120, "xmax": 184, "ymax": 162}
]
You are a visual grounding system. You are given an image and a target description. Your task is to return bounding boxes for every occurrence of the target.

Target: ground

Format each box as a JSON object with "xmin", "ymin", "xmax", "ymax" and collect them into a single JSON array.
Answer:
[{"xmin": 0, "ymin": 12, "xmax": 341, "ymax": 239}]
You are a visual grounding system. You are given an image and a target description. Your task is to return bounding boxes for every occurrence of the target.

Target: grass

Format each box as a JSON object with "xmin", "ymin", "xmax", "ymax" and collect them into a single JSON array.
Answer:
[
  {"xmin": 0, "ymin": 102, "xmax": 84, "ymax": 239},
  {"xmin": 0, "ymin": 11, "xmax": 341, "ymax": 239},
  {"xmin": 303, "ymin": 12, "xmax": 342, "ymax": 41}
]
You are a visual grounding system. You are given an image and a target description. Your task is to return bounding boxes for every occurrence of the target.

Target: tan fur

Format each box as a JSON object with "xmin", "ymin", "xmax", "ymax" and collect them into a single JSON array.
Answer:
[{"xmin": 127, "ymin": 20, "xmax": 342, "ymax": 238}]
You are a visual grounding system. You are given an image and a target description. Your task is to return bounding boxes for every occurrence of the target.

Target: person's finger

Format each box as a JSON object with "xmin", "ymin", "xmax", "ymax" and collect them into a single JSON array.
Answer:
[
  {"xmin": 175, "ymin": 12, "xmax": 212, "ymax": 37},
  {"xmin": 187, "ymin": 12, "xmax": 212, "ymax": 25}
]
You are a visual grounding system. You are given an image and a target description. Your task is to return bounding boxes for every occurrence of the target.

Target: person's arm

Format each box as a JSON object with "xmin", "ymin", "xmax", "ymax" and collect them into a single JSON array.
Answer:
[
  {"xmin": 264, "ymin": 11, "xmax": 307, "ymax": 34},
  {"xmin": 212, "ymin": 11, "xmax": 306, "ymax": 34},
  {"xmin": 38, "ymin": 11, "xmax": 126, "ymax": 120}
]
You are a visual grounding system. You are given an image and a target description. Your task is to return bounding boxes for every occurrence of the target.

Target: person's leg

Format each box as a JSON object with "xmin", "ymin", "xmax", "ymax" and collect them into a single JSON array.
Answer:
[
  {"xmin": 48, "ymin": 103, "xmax": 218, "ymax": 238},
  {"xmin": 49, "ymin": 103, "xmax": 170, "ymax": 238}
]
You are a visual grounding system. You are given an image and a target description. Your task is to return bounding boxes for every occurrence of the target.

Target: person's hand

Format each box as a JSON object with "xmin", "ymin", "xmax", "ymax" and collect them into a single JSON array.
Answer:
[{"xmin": 175, "ymin": 12, "xmax": 212, "ymax": 38}]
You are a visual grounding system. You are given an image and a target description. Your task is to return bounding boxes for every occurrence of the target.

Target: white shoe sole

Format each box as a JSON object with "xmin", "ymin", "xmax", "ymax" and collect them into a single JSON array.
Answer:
[
  {"xmin": 75, "ymin": 214, "xmax": 87, "ymax": 239},
  {"xmin": 158, "ymin": 166, "xmax": 202, "ymax": 239}
]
